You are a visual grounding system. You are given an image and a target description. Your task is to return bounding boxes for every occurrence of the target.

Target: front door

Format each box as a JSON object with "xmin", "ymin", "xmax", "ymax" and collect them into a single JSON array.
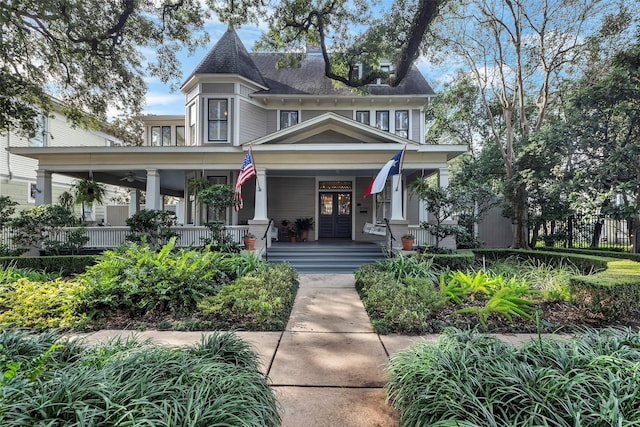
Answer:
[{"xmin": 318, "ymin": 192, "xmax": 352, "ymax": 238}]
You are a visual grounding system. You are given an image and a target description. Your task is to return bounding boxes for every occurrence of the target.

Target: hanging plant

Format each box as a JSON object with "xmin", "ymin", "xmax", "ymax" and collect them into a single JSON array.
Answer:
[{"xmin": 72, "ymin": 178, "xmax": 106, "ymax": 221}]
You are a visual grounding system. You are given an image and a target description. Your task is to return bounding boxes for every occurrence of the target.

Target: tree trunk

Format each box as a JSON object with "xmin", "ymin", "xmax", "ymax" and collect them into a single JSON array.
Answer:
[
  {"xmin": 591, "ymin": 221, "xmax": 603, "ymax": 248},
  {"xmin": 509, "ymin": 185, "xmax": 530, "ymax": 249}
]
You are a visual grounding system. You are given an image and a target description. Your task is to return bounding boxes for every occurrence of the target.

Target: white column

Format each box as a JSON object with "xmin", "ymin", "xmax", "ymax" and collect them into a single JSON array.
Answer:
[
  {"xmin": 438, "ymin": 167, "xmax": 449, "ymax": 188},
  {"xmin": 35, "ymin": 169, "xmax": 52, "ymax": 205},
  {"xmin": 390, "ymin": 175, "xmax": 404, "ymax": 221},
  {"xmin": 128, "ymin": 189, "xmax": 140, "ymax": 217},
  {"xmin": 145, "ymin": 169, "xmax": 161, "ymax": 210},
  {"xmin": 253, "ymin": 168, "xmax": 268, "ymax": 220}
]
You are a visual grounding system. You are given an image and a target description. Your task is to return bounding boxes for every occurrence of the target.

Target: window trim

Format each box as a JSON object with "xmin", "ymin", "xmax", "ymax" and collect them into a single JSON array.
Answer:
[
  {"xmin": 394, "ymin": 110, "xmax": 409, "ymax": 138},
  {"xmin": 375, "ymin": 110, "xmax": 390, "ymax": 131},
  {"xmin": 176, "ymin": 126, "xmax": 185, "ymax": 146},
  {"xmin": 355, "ymin": 110, "xmax": 370, "ymax": 126},
  {"xmin": 279, "ymin": 110, "xmax": 299, "ymax": 130},
  {"xmin": 207, "ymin": 98, "xmax": 229, "ymax": 142}
]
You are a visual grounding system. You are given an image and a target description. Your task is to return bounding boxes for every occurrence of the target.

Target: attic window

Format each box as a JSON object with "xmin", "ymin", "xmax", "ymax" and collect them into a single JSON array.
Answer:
[{"xmin": 280, "ymin": 111, "xmax": 298, "ymax": 129}]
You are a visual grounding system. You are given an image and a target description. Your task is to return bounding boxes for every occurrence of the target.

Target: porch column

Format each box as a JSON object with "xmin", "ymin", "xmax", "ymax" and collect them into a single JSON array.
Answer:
[
  {"xmin": 391, "ymin": 175, "xmax": 404, "ymax": 221},
  {"xmin": 231, "ymin": 170, "xmax": 239, "ymax": 225},
  {"xmin": 253, "ymin": 168, "xmax": 268, "ymax": 220},
  {"xmin": 128, "ymin": 189, "xmax": 140, "ymax": 217},
  {"xmin": 248, "ymin": 168, "xmax": 269, "ymax": 256},
  {"xmin": 438, "ymin": 166, "xmax": 457, "ymax": 250},
  {"xmin": 35, "ymin": 169, "xmax": 52, "ymax": 205},
  {"xmin": 438, "ymin": 167, "xmax": 449, "ymax": 188},
  {"xmin": 145, "ymin": 169, "xmax": 161, "ymax": 210}
]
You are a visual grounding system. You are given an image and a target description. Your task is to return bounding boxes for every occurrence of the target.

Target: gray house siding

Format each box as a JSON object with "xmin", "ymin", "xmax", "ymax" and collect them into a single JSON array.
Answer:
[
  {"xmin": 355, "ymin": 177, "xmax": 387, "ymax": 243},
  {"xmin": 201, "ymin": 83, "xmax": 235, "ymax": 94},
  {"xmin": 411, "ymin": 109, "xmax": 421, "ymax": 143},
  {"xmin": 266, "ymin": 110, "xmax": 278, "ymax": 134},
  {"xmin": 267, "ymin": 177, "xmax": 316, "ymax": 240},
  {"xmin": 239, "ymin": 100, "xmax": 267, "ymax": 144}
]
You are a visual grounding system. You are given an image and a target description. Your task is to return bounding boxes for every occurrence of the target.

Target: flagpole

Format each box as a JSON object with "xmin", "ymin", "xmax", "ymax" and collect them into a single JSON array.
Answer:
[
  {"xmin": 395, "ymin": 144, "xmax": 407, "ymax": 192},
  {"xmin": 249, "ymin": 144, "xmax": 262, "ymax": 191}
]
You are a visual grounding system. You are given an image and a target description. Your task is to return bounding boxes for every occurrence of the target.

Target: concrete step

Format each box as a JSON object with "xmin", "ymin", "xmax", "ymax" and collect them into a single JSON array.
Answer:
[{"xmin": 266, "ymin": 242, "xmax": 386, "ymax": 274}]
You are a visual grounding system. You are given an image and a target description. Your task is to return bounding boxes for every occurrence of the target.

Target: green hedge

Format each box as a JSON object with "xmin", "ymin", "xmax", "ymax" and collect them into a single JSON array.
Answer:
[
  {"xmin": 569, "ymin": 259, "xmax": 640, "ymax": 319},
  {"xmin": 472, "ymin": 248, "xmax": 609, "ymax": 274},
  {"xmin": 536, "ymin": 246, "xmax": 640, "ymax": 262},
  {"xmin": 417, "ymin": 250, "xmax": 475, "ymax": 270},
  {"xmin": 0, "ymin": 256, "xmax": 98, "ymax": 275}
]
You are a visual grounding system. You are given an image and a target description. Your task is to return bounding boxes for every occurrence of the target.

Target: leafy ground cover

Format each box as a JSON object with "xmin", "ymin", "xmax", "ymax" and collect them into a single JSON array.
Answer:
[
  {"xmin": 387, "ymin": 328, "xmax": 640, "ymax": 426},
  {"xmin": 356, "ymin": 253, "xmax": 640, "ymax": 334},
  {"xmin": 0, "ymin": 329, "xmax": 280, "ymax": 426},
  {"xmin": 0, "ymin": 239, "xmax": 298, "ymax": 332}
]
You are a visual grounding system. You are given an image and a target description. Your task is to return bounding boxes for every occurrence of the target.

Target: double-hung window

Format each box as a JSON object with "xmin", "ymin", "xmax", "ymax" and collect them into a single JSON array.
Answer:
[
  {"xmin": 395, "ymin": 110, "xmax": 409, "ymax": 138},
  {"xmin": 30, "ymin": 113, "xmax": 47, "ymax": 147},
  {"xmin": 176, "ymin": 126, "xmax": 185, "ymax": 146},
  {"xmin": 280, "ymin": 111, "xmax": 298, "ymax": 129},
  {"xmin": 150, "ymin": 126, "xmax": 171, "ymax": 146},
  {"xmin": 208, "ymin": 99, "xmax": 228, "ymax": 142},
  {"xmin": 375, "ymin": 111, "xmax": 389, "ymax": 131},
  {"xmin": 355, "ymin": 111, "xmax": 370, "ymax": 125}
]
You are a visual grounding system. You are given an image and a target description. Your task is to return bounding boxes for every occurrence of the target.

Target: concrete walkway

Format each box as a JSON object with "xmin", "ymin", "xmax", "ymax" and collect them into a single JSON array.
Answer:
[{"xmin": 80, "ymin": 274, "xmax": 550, "ymax": 426}]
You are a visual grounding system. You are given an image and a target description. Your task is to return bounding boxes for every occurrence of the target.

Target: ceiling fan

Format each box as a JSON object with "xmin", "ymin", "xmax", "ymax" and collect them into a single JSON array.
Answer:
[{"xmin": 119, "ymin": 171, "xmax": 146, "ymax": 183}]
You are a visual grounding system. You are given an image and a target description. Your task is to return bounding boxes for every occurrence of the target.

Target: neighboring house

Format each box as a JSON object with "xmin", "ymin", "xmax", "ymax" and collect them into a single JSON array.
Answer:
[
  {"xmin": 10, "ymin": 28, "xmax": 467, "ymax": 252},
  {"xmin": 1, "ymin": 100, "xmax": 121, "ymax": 221}
]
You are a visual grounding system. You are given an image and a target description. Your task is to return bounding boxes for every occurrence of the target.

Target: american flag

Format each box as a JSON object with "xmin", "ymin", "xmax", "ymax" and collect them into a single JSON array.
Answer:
[{"xmin": 234, "ymin": 149, "xmax": 255, "ymax": 211}]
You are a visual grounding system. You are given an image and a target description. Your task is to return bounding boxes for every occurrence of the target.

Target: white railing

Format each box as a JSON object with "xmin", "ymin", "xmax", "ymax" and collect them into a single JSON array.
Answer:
[
  {"xmin": 408, "ymin": 225, "xmax": 435, "ymax": 247},
  {"xmin": 1, "ymin": 225, "xmax": 251, "ymax": 250}
]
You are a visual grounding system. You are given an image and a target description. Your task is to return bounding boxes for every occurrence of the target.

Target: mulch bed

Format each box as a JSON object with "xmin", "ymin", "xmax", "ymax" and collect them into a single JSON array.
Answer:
[{"xmin": 427, "ymin": 299, "xmax": 640, "ymax": 334}]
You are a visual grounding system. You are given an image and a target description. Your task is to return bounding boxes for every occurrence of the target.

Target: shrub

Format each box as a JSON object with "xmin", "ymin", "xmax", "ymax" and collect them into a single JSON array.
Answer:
[
  {"xmin": 537, "ymin": 246, "xmax": 640, "ymax": 262},
  {"xmin": 0, "ymin": 329, "xmax": 280, "ymax": 426},
  {"xmin": 473, "ymin": 248, "xmax": 609, "ymax": 274},
  {"xmin": 386, "ymin": 328, "xmax": 640, "ymax": 426},
  {"xmin": 0, "ymin": 255, "xmax": 98, "ymax": 275},
  {"xmin": 363, "ymin": 276, "xmax": 448, "ymax": 334},
  {"xmin": 418, "ymin": 250, "xmax": 474, "ymax": 270},
  {"xmin": 370, "ymin": 253, "xmax": 439, "ymax": 282},
  {"xmin": 569, "ymin": 259, "xmax": 640, "ymax": 319},
  {"xmin": 0, "ymin": 278, "xmax": 86, "ymax": 330},
  {"xmin": 78, "ymin": 238, "xmax": 230, "ymax": 318},
  {"xmin": 125, "ymin": 209, "xmax": 179, "ymax": 248},
  {"xmin": 199, "ymin": 263, "xmax": 298, "ymax": 330}
]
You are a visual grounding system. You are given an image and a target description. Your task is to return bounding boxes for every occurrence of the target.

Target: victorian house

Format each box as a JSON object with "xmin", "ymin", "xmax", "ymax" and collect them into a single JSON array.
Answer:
[{"xmin": 10, "ymin": 28, "xmax": 466, "ymax": 253}]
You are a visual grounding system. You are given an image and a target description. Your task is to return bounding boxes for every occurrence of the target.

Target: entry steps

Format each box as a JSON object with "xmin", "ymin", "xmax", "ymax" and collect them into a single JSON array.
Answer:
[{"xmin": 266, "ymin": 242, "xmax": 387, "ymax": 274}]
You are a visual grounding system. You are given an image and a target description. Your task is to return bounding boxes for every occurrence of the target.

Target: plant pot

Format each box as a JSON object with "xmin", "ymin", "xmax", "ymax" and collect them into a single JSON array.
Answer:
[
  {"xmin": 401, "ymin": 238, "xmax": 414, "ymax": 251},
  {"xmin": 300, "ymin": 229, "xmax": 309, "ymax": 242},
  {"xmin": 243, "ymin": 238, "xmax": 256, "ymax": 250},
  {"xmin": 289, "ymin": 236, "xmax": 297, "ymax": 243}
]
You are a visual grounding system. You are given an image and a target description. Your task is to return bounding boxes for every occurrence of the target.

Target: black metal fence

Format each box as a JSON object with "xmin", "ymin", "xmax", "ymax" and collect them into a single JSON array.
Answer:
[{"xmin": 533, "ymin": 215, "xmax": 632, "ymax": 251}]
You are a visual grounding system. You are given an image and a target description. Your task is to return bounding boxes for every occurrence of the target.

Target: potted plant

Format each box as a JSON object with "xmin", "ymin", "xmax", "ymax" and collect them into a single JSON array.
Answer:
[
  {"xmin": 401, "ymin": 234, "xmax": 415, "ymax": 251},
  {"xmin": 288, "ymin": 226, "xmax": 298, "ymax": 243},
  {"xmin": 295, "ymin": 217, "xmax": 314, "ymax": 242},
  {"xmin": 243, "ymin": 233, "xmax": 257, "ymax": 250}
]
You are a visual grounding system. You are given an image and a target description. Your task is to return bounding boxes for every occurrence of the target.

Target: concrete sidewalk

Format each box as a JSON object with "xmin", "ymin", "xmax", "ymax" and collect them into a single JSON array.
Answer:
[{"xmin": 80, "ymin": 274, "xmax": 550, "ymax": 427}]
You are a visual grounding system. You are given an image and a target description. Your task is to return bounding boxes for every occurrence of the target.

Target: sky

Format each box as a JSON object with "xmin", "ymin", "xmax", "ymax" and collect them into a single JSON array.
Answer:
[{"xmin": 140, "ymin": 21, "xmax": 455, "ymax": 116}]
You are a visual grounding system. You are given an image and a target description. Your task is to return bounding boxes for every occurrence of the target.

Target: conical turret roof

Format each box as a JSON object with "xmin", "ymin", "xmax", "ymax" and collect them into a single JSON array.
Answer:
[{"xmin": 184, "ymin": 27, "xmax": 266, "ymax": 87}]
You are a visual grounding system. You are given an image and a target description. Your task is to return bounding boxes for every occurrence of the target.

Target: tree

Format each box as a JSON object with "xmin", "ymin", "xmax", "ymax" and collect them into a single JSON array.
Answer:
[
  {"xmin": 410, "ymin": 178, "xmax": 466, "ymax": 249},
  {"xmin": 426, "ymin": 0, "xmax": 617, "ymax": 249},
  {"xmin": 0, "ymin": 0, "xmax": 210, "ymax": 137},
  {"xmin": 256, "ymin": 0, "xmax": 447, "ymax": 87},
  {"xmin": 560, "ymin": 36, "xmax": 640, "ymax": 252}
]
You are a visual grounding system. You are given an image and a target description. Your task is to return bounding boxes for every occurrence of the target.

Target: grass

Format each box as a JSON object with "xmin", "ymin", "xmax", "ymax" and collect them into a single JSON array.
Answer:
[
  {"xmin": 387, "ymin": 327, "xmax": 640, "ymax": 426},
  {"xmin": 0, "ymin": 329, "xmax": 280, "ymax": 426}
]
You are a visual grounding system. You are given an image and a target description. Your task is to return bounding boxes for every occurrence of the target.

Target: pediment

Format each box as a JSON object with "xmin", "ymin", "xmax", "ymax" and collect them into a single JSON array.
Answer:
[{"xmin": 247, "ymin": 112, "xmax": 416, "ymax": 146}]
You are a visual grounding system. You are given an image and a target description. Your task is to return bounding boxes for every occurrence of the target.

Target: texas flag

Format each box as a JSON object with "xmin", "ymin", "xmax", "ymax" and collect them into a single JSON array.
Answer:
[{"xmin": 364, "ymin": 147, "xmax": 406, "ymax": 197}]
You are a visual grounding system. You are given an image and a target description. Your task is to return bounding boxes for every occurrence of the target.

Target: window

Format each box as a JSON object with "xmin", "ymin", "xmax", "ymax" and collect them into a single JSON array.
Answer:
[
  {"xmin": 151, "ymin": 125, "xmax": 171, "ymax": 146},
  {"xmin": 375, "ymin": 111, "xmax": 389, "ymax": 131},
  {"xmin": 162, "ymin": 126, "xmax": 171, "ymax": 146},
  {"xmin": 176, "ymin": 126, "xmax": 185, "ymax": 146},
  {"xmin": 395, "ymin": 110, "xmax": 409, "ymax": 138},
  {"xmin": 29, "ymin": 113, "xmax": 46, "ymax": 147},
  {"xmin": 150, "ymin": 126, "xmax": 161, "ymax": 146},
  {"xmin": 376, "ymin": 64, "xmax": 391, "ymax": 85},
  {"xmin": 188, "ymin": 103, "xmax": 196, "ymax": 145},
  {"xmin": 355, "ymin": 111, "xmax": 370, "ymax": 125},
  {"xmin": 208, "ymin": 99, "xmax": 228, "ymax": 141},
  {"xmin": 280, "ymin": 111, "xmax": 298, "ymax": 129}
]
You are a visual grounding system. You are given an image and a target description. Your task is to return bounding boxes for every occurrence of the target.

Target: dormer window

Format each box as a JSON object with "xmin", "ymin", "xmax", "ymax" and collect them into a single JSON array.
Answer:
[
  {"xmin": 208, "ymin": 99, "xmax": 228, "ymax": 142},
  {"xmin": 376, "ymin": 64, "xmax": 391, "ymax": 85},
  {"xmin": 395, "ymin": 111, "xmax": 409, "ymax": 138},
  {"xmin": 29, "ymin": 113, "xmax": 47, "ymax": 147},
  {"xmin": 375, "ymin": 111, "xmax": 389, "ymax": 131}
]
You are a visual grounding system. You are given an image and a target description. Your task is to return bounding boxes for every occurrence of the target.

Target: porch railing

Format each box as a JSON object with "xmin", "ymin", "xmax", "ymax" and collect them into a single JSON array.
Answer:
[
  {"xmin": 1, "ymin": 225, "xmax": 251, "ymax": 251},
  {"xmin": 408, "ymin": 225, "xmax": 435, "ymax": 247}
]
